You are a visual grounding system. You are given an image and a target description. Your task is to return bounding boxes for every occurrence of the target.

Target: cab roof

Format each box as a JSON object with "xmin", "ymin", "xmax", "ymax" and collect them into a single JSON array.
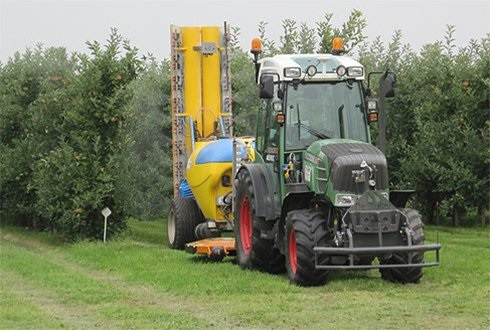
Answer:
[{"xmin": 258, "ymin": 53, "xmax": 364, "ymax": 82}]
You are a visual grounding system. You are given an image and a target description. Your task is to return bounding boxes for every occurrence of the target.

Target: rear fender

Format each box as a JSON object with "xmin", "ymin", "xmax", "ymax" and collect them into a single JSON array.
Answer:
[{"xmin": 389, "ymin": 190, "xmax": 415, "ymax": 208}]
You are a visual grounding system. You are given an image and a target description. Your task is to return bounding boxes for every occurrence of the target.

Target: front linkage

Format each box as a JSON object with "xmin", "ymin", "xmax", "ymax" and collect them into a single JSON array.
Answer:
[{"xmin": 314, "ymin": 191, "xmax": 441, "ymax": 275}]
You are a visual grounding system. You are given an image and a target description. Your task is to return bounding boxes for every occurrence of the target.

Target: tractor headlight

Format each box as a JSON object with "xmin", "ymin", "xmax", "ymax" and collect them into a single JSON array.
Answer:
[
  {"xmin": 284, "ymin": 67, "xmax": 301, "ymax": 78},
  {"xmin": 334, "ymin": 194, "xmax": 357, "ymax": 207},
  {"xmin": 347, "ymin": 66, "xmax": 364, "ymax": 77}
]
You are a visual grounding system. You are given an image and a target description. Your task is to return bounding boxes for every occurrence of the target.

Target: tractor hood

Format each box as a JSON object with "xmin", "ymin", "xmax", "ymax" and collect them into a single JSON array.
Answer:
[{"xmin": 304, "ymin": 140, "xmax": 389, "ymax": 196}]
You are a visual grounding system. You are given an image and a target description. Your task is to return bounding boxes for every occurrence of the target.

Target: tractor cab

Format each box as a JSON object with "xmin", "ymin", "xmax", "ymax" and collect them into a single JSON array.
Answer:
[
  {"xmin": 251, "ymin": 39, "xmax": 377, "ymax": 198},
  {"xmin": 257, "ymin": 54, "xmax": 370, "ymax": 146}
]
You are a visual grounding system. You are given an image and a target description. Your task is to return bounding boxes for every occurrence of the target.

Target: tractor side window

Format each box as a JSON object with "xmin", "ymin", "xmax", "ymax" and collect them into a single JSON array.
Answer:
[
  {"xmin": 264, "ymin": 86, "xmax": 281, "ymax": 162},
  {"xmin": 265, "ymin": 104, "xmax": 279, "ymax": 147}
]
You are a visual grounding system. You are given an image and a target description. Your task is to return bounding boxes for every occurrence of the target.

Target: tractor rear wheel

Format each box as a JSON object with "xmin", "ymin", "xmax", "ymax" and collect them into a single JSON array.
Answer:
[
  {"xmin": 234, "ymin": 169, "xmax": 284, "ymax": 273},
  {"xmin": 379, "ymin": 208, "xmax": 425, "ymax": 284},
  {"xmin": 167, "ymin": 197, "xmax": 203, "ymax": 250},
  {"xmin": 285, "ymin": 209, "xmax": 329, "ymax": 286}
]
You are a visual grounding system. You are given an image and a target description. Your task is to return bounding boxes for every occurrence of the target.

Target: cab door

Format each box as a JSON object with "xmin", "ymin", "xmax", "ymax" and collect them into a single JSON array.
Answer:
[{"xmin": 263, "ymin": 97, "xmax": 281, "ymax": 168}]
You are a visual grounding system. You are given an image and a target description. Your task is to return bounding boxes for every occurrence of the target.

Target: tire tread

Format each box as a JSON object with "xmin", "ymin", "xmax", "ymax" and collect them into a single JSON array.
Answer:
[
  {"xmin": 379, "ymin": 208, "xmax": 425, "ymax": 284},
  {"xmin": 234, "ymin": 169, "xmax": 285, "ymax": 274},
  {"xmin": 286, "ymin": 209, "xmax": 329, "ymax": 286}
]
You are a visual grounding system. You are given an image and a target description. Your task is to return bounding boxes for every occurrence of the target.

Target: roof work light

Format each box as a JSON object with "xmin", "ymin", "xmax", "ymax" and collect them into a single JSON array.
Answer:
[
  {"xmin": 336, "ymin": 65, "xmax": 347, "ymax": 76},
  {"xmin": 347, "ymin": 66, "xmax": 364, "ymax": 77},
  {"xmin": 306, "ymin": 65, "xmax": 317, "ymax": 77},
  {"xmin": 284, "ymin": 67, "xmax": 302, "ymax": 78}
]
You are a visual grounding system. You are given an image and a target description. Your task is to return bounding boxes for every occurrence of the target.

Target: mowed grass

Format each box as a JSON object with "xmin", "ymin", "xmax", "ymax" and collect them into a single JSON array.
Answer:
[{"xmin": 1, "ymin": 220, "xmax": 489, "ymax": 329}]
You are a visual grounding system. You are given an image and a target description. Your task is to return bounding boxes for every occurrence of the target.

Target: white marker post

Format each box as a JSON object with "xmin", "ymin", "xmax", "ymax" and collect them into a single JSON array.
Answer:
[{"xmin": 101, "ymin": 207, "xmax": 112, "ymax": 242}]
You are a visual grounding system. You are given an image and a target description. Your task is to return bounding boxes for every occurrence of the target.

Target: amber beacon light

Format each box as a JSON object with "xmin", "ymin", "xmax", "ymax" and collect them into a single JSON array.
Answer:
[
  {"xmin": 331, "ymin": 37, "xmax": 345, "ymax": 55},
  {"xmin": 251, "ymin": 38, "xmax": 263, "ymax": 55}
]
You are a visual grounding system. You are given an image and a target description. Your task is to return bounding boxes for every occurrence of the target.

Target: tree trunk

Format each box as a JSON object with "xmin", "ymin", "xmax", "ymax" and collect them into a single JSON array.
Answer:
[
  {"xmin": 427, "ymin": 200, "xmax": 435, "ymax": 225},
  {"xmin": 435, "ymin": 201, "xmax": 440, "ymax": 226},
  {"xmin": 478, "ymin": 205, "xmax": 486, "ymax": 227},
  {"xmin": 452, "ymin": 206, "xmax": 460, "ymax": 227}
]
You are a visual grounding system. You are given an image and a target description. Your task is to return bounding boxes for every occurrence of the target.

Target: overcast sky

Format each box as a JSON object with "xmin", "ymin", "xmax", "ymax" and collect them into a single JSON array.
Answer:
[{"xmin": 1, "ymin": 0, "xmax": 489, "ymax": 62}]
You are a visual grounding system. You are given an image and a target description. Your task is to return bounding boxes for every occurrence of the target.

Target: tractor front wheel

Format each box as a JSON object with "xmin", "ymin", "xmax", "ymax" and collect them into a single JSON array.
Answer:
[
  {"xmin": 234, "ymin": 169, "xmax": 284, "ymax": 273},
  {"xmin": 285, "ymin": 209, "xmax": 329, "ymax": 286},
  {"xmin": 379, "ymin": 208, "xmax": 425, "ymax": 283}
]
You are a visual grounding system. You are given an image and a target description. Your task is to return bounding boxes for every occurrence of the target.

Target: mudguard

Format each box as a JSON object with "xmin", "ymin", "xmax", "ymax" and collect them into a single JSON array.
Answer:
[
  {"xmin": 237, "ymin": 163, "xmax": 280, "ymax": 220},
  {"xmin": 389, "ymin": 190, "xmax": 416, "ymax": 208}
]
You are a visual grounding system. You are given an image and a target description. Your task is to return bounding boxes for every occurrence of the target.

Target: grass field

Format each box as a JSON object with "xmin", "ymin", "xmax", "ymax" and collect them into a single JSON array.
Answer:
[{"xmin": 1, "ymin": 219, "xmax": 489, "ymax": 329}]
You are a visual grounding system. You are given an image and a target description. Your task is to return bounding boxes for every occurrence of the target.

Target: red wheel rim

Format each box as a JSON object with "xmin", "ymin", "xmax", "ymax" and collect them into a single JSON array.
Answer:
[
  {"xmin": 239, "ymin": 195, "xmax": 252, "ymax": 255},
  {"xmin": 289, "ymin": 230, "xmax": 298, "ymax": 274}
]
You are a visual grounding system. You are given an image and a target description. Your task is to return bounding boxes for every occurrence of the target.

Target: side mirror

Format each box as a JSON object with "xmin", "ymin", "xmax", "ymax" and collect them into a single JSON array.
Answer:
[
  {"xmin": 367, "ymin": 70, "xmax": 396, "ymax": 153},
  {"xmin": 259, "ymin": 75, "xmax": 274, "ymax": 99},
  {"xmin": 379, "ymin": 71, "xmax": 396, "ymax": 98}
]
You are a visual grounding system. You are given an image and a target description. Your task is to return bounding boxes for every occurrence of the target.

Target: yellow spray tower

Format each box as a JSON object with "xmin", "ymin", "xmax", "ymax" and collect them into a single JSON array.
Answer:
[{"xmin": 169, "ymin": 23, "xmax": 251, "ymax": 258}]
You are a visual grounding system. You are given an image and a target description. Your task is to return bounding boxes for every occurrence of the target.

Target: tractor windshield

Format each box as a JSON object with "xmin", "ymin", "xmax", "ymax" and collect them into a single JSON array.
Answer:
[{"xmin": 285, "ymin": 81, "xmax": 368, "ymax": 150}]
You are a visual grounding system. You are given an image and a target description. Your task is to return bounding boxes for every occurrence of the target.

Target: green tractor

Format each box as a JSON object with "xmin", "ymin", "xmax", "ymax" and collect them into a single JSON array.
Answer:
[{"xmin": 232, "ymin": 38, "xmax": 441, "ymax": 286}]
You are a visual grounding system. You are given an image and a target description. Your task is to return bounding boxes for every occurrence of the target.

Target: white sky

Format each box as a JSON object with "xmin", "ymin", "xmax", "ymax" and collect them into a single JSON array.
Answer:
[{"xmin": 1, "ymin": 0, "xmax": 489, "ymax": 62}]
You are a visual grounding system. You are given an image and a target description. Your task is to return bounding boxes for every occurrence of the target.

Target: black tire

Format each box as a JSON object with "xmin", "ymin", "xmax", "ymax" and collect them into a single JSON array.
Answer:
[
  {"xmin": 356, "ymin": 256, "xmax": 374, "ymax": 266},
  {"xmin": 167, "ymin": 197, "xmax": 203, "ymax": 250},
  {"xmin": 379, "ymin": 208, "xmax": 425, "ymax": 284},
  {"xmin": 285, "ymin": 209, "xmax": 329, "ymax": 286},
  {"xmin": 233, "ymin": 169, "xmax": 284, "ymax": 273}
]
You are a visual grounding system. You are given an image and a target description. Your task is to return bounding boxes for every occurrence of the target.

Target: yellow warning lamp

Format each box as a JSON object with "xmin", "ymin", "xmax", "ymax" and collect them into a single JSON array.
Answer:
[
  {"xmin": 331, "ymin": 37, "xmax": 345, "ymax": 55},
  {"xmin": 251, "ymin": 38, "xmax": 263, "ymax": 55}
]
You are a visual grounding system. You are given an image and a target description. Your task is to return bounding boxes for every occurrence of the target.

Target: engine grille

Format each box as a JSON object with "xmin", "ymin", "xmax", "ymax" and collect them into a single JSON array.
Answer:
[{"xmin": 321, "ymin": 143, "xmax": 388, "ymax": 193}]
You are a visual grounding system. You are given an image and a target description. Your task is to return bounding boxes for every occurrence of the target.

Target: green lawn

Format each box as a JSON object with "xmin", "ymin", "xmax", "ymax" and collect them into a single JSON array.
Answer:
[{"xmin": 1, "ymin": 219, "xmax": 489, "ymax": 329}]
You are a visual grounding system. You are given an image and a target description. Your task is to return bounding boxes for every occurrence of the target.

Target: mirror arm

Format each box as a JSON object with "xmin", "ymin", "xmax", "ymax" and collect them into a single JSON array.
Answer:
[{"xmin": 252, "ymin": 52, "xmax": 260, "ymax": 83}]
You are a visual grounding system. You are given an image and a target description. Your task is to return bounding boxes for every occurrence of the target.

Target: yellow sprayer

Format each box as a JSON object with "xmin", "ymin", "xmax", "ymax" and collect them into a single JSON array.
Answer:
[{"xmin": 168, "ymin": 23, "xmax": 253, "ymax": 260}]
